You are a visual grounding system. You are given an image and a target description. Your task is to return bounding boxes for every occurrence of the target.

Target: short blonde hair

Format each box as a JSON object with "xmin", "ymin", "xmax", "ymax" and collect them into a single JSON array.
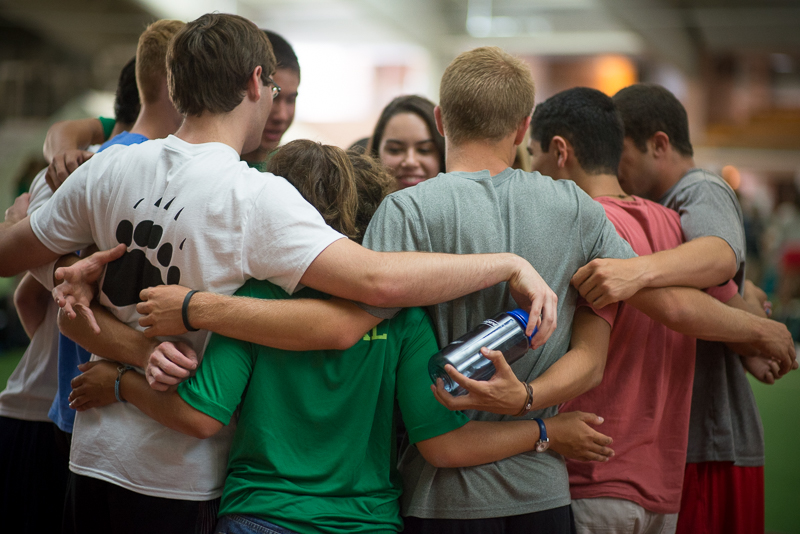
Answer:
[
  {"xmin": 439, "ymin": 47, "xmax": 535, "ymax": 145},
  {"xmin": 136, "ymin": 19, "xmax": 185, "ymax": 104}
]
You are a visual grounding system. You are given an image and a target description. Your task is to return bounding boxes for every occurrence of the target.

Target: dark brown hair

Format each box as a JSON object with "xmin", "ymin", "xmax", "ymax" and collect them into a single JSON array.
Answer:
[
  {"xmin": 368, "ymin": 95, "xmax": 445, "ymax": 173},
  {"xmin": 268, "ymin": 140, "xmax": 393, "ymax": 243},
  {"xmin": 167, "ymin": 13, "xmax": 276, "ymax": 116},
  {"xmin": 613, "ymin": 83, "xmax": 694, "ymax": 157}
]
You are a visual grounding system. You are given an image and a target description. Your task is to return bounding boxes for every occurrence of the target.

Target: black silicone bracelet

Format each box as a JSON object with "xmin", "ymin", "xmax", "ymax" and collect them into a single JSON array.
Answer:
[{"xmin": 182, "ymin": 290, "xmax": 200, "ymax": 332}]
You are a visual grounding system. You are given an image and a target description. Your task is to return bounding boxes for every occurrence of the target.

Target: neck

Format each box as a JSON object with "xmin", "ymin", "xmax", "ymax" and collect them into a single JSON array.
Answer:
[
  {"xmin": 242, "ymin": 146, "xmax": 269, "ymax": 164},
  {"xmin": 652, "ymin": 154, "xmax": 696, "ymax": 200},
  {"xmin": 174, "ymin": 109, "xmax": 251, "ymax": 155},
  {"xmin": 571, "ymin": 170, "xmax": 630, "ymax": 200},
  {"xmin": 445, "ymin": 136, "xmax": 517, "ymax": 175},
  {"xmin": 129, "ymin": 100, "xmax": 183, "ymax": 141}
]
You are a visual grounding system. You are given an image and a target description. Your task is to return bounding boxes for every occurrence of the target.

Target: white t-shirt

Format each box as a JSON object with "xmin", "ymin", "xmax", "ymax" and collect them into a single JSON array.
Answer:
[
  {"xmin": 0, "ymin": 170, "xmax": 60, "ymax": 421},
  {"xmin": 29, "ymin": 135, "xmax": 345, "ymax": 500}
]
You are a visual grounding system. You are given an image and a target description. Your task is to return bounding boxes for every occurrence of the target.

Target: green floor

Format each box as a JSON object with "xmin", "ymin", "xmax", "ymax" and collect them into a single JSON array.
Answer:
[
  {"xmin": 750, "ymin": 368, "xmax": 800, "ymax": 534},
  {"xmin": 0, "ymin": 348, "xmax": 798, "ymax": 531}
]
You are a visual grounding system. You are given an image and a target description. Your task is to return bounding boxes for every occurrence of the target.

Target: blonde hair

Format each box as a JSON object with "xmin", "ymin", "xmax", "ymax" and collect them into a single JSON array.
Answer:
[
  {"xmin": 135, "ymin": 19, "xmax": 185, "ymax": 105},
  {"xmin": 439, "ymin": 47, "xmax": 535, "ymax": 145}
]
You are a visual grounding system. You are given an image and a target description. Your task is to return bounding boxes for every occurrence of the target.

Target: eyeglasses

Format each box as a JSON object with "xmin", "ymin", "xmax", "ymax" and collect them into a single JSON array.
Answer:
[{"xmin": 267, "ymin": 77, "xmax": 281, "ymax": 99}]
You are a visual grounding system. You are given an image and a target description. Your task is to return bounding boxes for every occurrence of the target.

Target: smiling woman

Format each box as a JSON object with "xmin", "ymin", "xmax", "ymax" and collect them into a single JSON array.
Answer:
[{"xmin": 369, "ymin": 95, "xmax": 445, "ymax": 190}]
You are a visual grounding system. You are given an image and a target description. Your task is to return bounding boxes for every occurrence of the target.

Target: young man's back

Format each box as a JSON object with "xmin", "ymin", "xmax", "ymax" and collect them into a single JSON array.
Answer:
[
  {"xmin": 363, "ymin": 168, "xmax": 634, "ymax": 520},
  {"xmin": 563, "ymin": 196, "xmax": 735, "ymax": 524},
  {"xmin": 32, "ymin": 135, "xmax": 343, "ymax": 499}
]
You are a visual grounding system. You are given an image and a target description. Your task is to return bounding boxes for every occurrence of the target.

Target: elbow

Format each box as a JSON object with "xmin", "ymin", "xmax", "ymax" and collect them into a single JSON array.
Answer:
[
  {"xmin": 418, "ymin": 448, "xmax": 461, "ymax": 469},
  {"xmin": 360, "ymin": 266, "xmax": 405, "ymax": 308},
  {"xmin": 185, "ymin": 420, "xmax": 222, "ymax": 440},
  {"xmin": 330, "ymin": 328, "xmax": 367, "ymax": 351}
]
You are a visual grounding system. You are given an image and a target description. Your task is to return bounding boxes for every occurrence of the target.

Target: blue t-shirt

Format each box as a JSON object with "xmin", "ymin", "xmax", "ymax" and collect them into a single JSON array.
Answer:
[{"xmin": 49, "ymin": 131, "xmax": 149, "ymax": 432}]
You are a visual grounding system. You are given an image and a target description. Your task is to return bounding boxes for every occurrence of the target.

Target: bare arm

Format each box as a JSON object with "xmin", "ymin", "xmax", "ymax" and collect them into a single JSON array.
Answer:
[
  {"xmin": 300, "ymin": 239, "xmax": 557, "ymax": 346},
  {"xmin": 42, "ymin": 118, "xmax": 104, "ymax": 191},
  {"xmin": 432, "ymin": 308, "xmax": 611, "ymax": 415},
  {"xmin": 13, "ymin": 273, "xmax": 51, "ymax": 338},
  {"xmin": 43, "ymin": 118, "xmax": 105, "ymax": 162},
  {"xmin": 58, "ymin": 301, "xmax": 157, "ymax": 369},
  {"xmin": 0, "ymin": 218, "xmax": 61, "ymax": 278},
  {"xmin": 573, "ymin": 236, "xmax": 737, "ymax": 308},
  {"xmin": 68, "ymin": 360, "xmax": 222, "ymax": 439},
  {"xmin": 626, "ymin": 286, "xmax": 796, "ymax": 373},
  {"xmin": 417, "ymin": 410, "xmax": 614, "ymax": 468},
  {"xmin": 137, "ymin": 285, "xmax": 380, "ymax": 351}
]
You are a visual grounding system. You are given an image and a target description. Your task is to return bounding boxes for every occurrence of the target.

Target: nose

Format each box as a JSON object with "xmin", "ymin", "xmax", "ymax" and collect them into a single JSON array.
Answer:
[
  {"xmin": 269, "ymin": 98, "xmax": 290, "ymax": 123},
  {"xmin": 401, "ymin": 148, "xmax": 418, "ymax": 167}
]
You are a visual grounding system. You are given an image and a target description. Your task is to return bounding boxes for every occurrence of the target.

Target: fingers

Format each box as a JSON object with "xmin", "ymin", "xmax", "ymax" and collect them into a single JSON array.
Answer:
[
  {"xmin": 531, "ymin": 292, "xmax": 557, "ymax": 348},
  {"xmin": 95, "ymin": 243, "xmax": 126, "ymax": 266},
  {"xmin": 431, "ymin": 380, "xmax": 462, "ymax": 410},
  {"xmin": 75, "ymin": 304, "xmax": 101, "ymax": 334},
  {"xmin": 571, "ymin": 263, "xmax": 592, "ymax": 290}
]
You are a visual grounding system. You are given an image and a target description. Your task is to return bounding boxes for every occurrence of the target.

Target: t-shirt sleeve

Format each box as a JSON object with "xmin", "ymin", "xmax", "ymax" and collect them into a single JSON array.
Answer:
[
  {"xmin": 178, "ymin": 280, "xmax": 259, "ymax": 424},
  {"xmin": 240, "ymin": 175, "xmax": 345, "ymax": 295},
  {"xmin": 28, "ymin": 159, "xmax": 97, "ymax": 255},
  {"xmin": 177, "ymin": 331, "xmax": 254, "ymax": 425},
  {"xmin": 705, "ymin": 279, "xmax": 738, "ymax": 303},
  {"xmin": 395, "ymin": 309, "xmax": 470, "ymax": 444},
  {"xmin": 576, "ymin": 296, "xmax": 619, "ymax": 328},
  {"xmin": 577, "ymin": 190, "xmax": 637, "ymax": 262},
  {"xmin": 668, "ymin": 179, "xmax": 745, "ymax": 266},
  {"xmin": 98, "ymin": 117, "xmax": 115, "ymax": 141},
  {"xmin": 362, "ymin": 194, "xmax": 427, "ymax": 253}
]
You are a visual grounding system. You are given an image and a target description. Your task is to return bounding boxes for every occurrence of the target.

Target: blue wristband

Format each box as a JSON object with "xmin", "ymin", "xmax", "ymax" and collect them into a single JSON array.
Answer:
[
  {"xmin": 115, "ymin": 365, "xmax": 134, "ymax": 403},
  {"xmin": 533, "ymin": 417, "xmax": 548, "ymax": 442}
]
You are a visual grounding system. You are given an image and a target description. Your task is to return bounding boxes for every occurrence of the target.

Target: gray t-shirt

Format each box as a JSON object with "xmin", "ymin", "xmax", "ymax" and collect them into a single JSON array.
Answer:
[
  {"xmin": 362, "ymin": 168, "xmax": 635, "ymax": 519},
  {"xmin": 659, "ymin": 168, "xmax": 764, "ymax": 466}
]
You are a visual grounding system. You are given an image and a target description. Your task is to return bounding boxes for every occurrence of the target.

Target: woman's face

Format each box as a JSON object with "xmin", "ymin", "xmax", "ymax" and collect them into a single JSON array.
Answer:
[{"xmin": 378, "ymin": 112, "xmax": 441, "ymax": 189}]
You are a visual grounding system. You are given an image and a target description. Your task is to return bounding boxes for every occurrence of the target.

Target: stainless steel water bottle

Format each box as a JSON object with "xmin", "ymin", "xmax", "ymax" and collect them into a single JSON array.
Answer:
[{"xmin": 428, "ymin": 308, "xmax": 536, "ymax": 396}]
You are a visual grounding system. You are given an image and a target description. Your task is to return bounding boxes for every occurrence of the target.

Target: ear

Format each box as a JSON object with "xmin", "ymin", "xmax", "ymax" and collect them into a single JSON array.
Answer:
[
  {"xmin": 246, "ymin": 66, "xmax": 263, "ymax": 102},
  {"xmin": 434, "ymin": 106, "xmax": 445, "ymax": 136},
  {"xmin": 551, "ymin": 136, "xmax": 569, "ymax": 168},
  {"xmin": 514, "ymin": 116, "xmax": 532, "ymax": 146},
  {"xmin": 650, "ymin": 131, "xmax": 670, "ymax": 158}
]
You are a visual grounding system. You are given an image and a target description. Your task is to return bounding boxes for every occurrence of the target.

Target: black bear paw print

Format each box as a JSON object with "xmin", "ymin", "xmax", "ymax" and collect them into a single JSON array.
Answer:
[{"xmin": 101, "ymin": 219, "xmax": 182, "ymax": 307}]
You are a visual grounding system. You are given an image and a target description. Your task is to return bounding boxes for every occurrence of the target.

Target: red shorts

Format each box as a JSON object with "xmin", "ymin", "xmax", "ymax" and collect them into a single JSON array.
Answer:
[{"xmin": 676, "ymin": 461, "xmax": 764, "ymax": 534}]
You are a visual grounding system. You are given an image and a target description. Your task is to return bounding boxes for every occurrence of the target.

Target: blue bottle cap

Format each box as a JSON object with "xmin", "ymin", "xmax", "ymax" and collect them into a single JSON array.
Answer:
[{"xmin": 507, "ymin": 308, "xmax": 538, "ymax": 345}]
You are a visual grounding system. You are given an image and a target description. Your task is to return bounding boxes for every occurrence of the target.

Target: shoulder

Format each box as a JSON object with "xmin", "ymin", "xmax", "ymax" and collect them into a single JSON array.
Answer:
[{"xmin": 670, "ymin": 169, "xmax": 737, "ymax": 201}]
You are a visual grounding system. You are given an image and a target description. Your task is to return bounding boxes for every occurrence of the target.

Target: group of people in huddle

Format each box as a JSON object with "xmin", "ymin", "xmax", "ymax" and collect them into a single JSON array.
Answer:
[{"xmin": 0, "ymin": 12, "xmax": 797, "ymax": 534}]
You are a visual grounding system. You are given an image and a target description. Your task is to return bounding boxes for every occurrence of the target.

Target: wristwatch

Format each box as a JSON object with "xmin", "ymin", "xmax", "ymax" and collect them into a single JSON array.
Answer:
[{"xmin": 533, "ymin": 418, "xmax": 550, "ymax": 452}]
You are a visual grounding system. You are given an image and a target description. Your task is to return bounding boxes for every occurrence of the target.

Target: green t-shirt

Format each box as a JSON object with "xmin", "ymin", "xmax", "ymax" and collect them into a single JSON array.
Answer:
[
  {"xmin": 178, "ymin": 279, "xmax": 469, "ymax": 534},
  {"xmin": 244, "ymin": 148, "xmax": 278, "ymax": 172}
]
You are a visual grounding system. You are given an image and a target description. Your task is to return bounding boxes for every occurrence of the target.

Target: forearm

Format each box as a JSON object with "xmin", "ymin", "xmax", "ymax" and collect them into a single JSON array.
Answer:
[
  {"xmin": 627, "ymin": 286, "xmax": 768, "ymax": 343},
  {"xmin": 189, "ymin": 292, "xmax": 380, "ymax": 351},
  {"xmin": 58, "ymin": 302, "xmax": 155, "ymax": 367},
  {"xmin": 43, "ymin": 118, "xmax": 104, "ymax": 162},
  {"xmin": 301, "ymin": 239, "xmax": 525, "ymax": 308},
  {"xmin": 120, "ymin": 371, "xmax": 222, "ymax": 439},
  {"xmin": 416, "ymin": 420, "xmax": 538, "ymax": 468},
  {"xmin": 528, "ymin": 308, "xmax": 610, "ymax": 410},
  {"xmin": 0, "ymin": 218, "xmax": 61, "ymax": 277},
  {"xmin": 638, "ymin": 236, "xmax": 737, "ymax": 289},
  {"xmin": 13, "ymin": 273, "xmax": 51, "ymax": 338}
]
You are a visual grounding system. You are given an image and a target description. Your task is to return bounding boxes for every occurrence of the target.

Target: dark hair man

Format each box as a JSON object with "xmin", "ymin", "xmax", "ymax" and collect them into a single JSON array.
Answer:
[
  {"xmin": 0, "ymin": 15, "xmax": 556, "ymax": 534},
  {"xmin": 592, "ymin": 82, "xmax": 788, "ymax": 534},
  {"xmin": 529, "ymin": 86, "xmax": 795, "ymax": 534},
  {"xmin": 241, "ymin": 29, "xmax": 300, "ymax": 170}
]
